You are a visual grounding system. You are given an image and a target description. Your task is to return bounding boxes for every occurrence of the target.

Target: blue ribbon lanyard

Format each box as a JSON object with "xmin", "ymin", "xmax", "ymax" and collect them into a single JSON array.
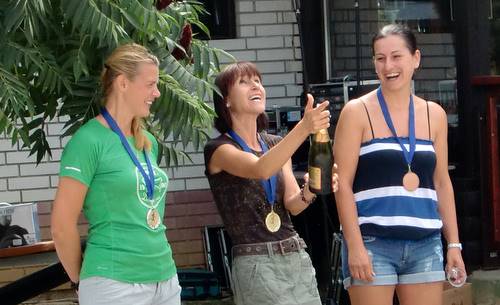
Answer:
[
  {"xmin": 376, "ymin": 87, "xmax": 416, "ymax": 171},
  {"xmin": 101, "ymin": 107, "xmax": 155, "ymax": 200},
  {"xmin": 227, "ymin": 130, "xmax": 277, "ymax": 206}
]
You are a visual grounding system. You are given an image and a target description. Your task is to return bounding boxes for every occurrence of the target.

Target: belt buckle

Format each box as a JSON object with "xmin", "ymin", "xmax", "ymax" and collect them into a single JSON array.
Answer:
[
  {"xmin": 287, "ymin": 237, "xmax": 299, "ymax": 253},
  {"xmin": 292, "ymin": 238, "xmax": 300, "ymax": 251},
  {"xmin": 278, "ymin": 240, "xmax": 286, "ymax": 255}
]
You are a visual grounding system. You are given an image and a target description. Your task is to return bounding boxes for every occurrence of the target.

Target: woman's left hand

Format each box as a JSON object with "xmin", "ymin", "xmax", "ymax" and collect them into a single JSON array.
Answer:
[
  {"xmin": 445, "ymin": 247, "xmax": 466, "ymax": 278},
  {"xmin": 303, "ymin": 163, "xmax": 339, "ymax": 194}
]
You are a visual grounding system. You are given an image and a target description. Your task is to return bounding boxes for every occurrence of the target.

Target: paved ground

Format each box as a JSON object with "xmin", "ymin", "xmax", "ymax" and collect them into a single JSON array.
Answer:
[{"xmin": 21, "ymin": 289, "xmax": 235, "ymax": 305}]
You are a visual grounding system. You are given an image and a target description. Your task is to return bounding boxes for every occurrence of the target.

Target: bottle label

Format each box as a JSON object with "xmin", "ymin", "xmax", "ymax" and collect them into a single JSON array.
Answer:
[{"xmin": 309, "ymin": 166, "xmax": 321, "ymax": 190}]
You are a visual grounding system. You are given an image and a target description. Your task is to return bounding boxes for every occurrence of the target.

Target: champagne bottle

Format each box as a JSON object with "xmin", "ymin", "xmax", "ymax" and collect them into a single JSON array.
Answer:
[{"xmin": 308, "ymin": 128, "xmax": 333, "ymax": 194}]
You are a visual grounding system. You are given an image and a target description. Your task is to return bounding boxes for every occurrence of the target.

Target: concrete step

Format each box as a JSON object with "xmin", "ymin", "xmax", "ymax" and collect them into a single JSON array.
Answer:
[
  {"xmin": 20, "ymin": 289, "xmax": 235, "ymax": 305},
  {"xmin": 470, "ymin": 269, "xmax": 500, "ymax": 304}
]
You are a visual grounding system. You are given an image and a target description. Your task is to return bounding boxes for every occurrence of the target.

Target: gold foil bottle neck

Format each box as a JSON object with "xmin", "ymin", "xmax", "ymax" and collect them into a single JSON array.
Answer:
[{"xmin": 313, "ymin": 129, "xmax": 330, "ymax": 143}]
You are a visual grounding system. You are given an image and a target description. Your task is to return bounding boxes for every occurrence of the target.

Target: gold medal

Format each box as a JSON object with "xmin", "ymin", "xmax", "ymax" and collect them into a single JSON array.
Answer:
[
  {"xmin": 265, "ymin": 209, "xmax": 281, "ymax": 233},
  {"xmin": 146, "ymin": 208, "xmax": 161, "ymax": 229},
  {"xmin": 403, "ymin": 170, "xmax": 419, "ymax": 192}
]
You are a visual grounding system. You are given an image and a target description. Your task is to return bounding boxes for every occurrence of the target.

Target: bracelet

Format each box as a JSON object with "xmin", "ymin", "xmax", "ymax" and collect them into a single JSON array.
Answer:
[
  {"xmin": 447, "ymin": 242, "xmax": 462, "ymax": 250},
  {"xmin": 301, "ymin": 184, "xmax": 317, "ymax": 205}
]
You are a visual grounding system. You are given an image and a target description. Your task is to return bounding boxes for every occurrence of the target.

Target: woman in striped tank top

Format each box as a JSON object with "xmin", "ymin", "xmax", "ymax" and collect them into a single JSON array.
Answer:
[{"xmin": 333, "ymin": 24, "xmax": 465, "ymax": 305}]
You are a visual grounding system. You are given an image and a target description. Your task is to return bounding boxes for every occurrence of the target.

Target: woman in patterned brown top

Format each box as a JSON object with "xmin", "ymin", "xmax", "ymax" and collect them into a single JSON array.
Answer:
[{"xmin": 204, "ymin": 61, "xmax": 337, "ymax": 305}]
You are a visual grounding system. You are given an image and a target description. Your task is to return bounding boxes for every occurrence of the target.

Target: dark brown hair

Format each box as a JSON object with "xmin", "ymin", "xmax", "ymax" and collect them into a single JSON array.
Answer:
[
  {"xmin": 372, "ymin": 23, "xmax": 418, "ymax": 55},
  {"xmin": 213, "ymin": 61, "xmax": 268, "ymax": 134}
]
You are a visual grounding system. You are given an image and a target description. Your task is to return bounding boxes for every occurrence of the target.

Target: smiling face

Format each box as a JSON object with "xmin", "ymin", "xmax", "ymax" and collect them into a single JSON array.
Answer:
[
  {"xmin": 373, "ymin": 34, "xmax": 420, "ymax": 92},
  {"xmin": 122, "ymin": 62, "xmax": 160, "ymax": 118},
  {"xmin": 226, "ymin": 73, "xmax": 266, "ymax": 116}
]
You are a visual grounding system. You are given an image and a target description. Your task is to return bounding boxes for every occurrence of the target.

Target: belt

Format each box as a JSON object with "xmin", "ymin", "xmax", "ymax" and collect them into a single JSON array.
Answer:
[{"xmin": 232, "ymin": 235, "xmax": 307, "ymax": 257}]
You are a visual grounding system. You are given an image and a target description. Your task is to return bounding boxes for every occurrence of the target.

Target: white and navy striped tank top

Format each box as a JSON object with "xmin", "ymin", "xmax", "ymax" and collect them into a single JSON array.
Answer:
[{"xmin": 353, "ymin": 103, "xmax": 443, "ymax": 240}]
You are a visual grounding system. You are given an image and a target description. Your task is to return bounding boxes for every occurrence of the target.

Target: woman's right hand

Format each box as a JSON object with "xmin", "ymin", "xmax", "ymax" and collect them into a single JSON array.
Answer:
[
  {"xmin": 348, "ymin": 243, "xmax": 375, "ymax": 282},
  {"xmin": 301, "ymin": 93, "xmax": 330, "ymax": 134}
]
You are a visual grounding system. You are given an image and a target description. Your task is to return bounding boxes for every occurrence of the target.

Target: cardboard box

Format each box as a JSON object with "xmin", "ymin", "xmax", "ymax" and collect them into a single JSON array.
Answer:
[
  {"xmin": 443, "ymin": 282, "xmax": 472, "ymax": 305},
  {"xmin": 0, "ymin": 202, "xmax": 40, "ymax": 248}
]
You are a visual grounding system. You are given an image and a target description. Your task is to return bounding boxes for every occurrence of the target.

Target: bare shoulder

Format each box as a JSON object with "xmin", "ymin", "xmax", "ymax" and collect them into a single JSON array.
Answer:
[
  {"xmin": 416, "ymin": 98, "xmax": 447, "ymax": 133},
  {"xmin": 421, "ymin": 98, "xmax": 447, "ymax": 121},
  {"xmin": 207, "ymin": 142, "xmax": 241, "ymax": 174},
  {"xmin": 335, "ymin": 95, "xmax": 373, "ymax": 143},
  {"xmin": 211, "ymin": 142, "xmax": 239, "ymax": 157},
  {"xmin": 342, "ymin": 90, "xmax": 378, "ymax": 117},
  {"xmin": 341, "ymin": 97, "xmax": 367, "ymax": 117}
]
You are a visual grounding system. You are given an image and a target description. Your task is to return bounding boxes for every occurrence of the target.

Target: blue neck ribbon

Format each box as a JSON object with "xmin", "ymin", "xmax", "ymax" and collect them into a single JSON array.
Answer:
[
  {"xmin": 227, "ymin": 130, "xmax": 277, "ymax": 206},
  {"xmin": 101, "ymin": 107, "xmax": 155, "ymax": 200},
  {"xmin": 376, "ymin": 87, "xmax": 416, "ymax": 168}
]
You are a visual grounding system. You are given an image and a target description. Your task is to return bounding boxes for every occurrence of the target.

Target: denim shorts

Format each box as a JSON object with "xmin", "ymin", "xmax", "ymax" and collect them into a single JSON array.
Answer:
[{"xmin": 341, "ymin": 233, "xmax": 445, "ymax": 289}]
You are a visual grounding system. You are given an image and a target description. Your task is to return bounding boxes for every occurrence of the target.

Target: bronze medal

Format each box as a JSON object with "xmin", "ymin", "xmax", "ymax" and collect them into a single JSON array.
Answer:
[
  {"xmin": 265, "ymin": 210, "xmax": 281, "ymax": 233},
  {"xmin": 147, "ymin": 208, "xmax": 161, "ymax": 229},
  {"xmin": 403, "ymin": 170, "xmax": 419, "ymax": 192}
]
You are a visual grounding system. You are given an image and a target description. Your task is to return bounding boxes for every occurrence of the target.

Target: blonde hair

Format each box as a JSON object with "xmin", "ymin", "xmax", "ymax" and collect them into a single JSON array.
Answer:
[{"xmin": 101, "ymin": 43, "xmax": 160, "ymax": 151}]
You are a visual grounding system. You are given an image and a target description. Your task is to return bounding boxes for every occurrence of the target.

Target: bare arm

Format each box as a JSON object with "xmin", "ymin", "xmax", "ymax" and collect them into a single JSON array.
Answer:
[
  {"xmin": 281, "ymin": 159, "xmax": 309, "ymax": 215},
  {"xmin": 430, "ymin": 102, "xmax": 465, "ymax": 272},
  {"xmin": 51, "ymin": 177, "xmax": 87, "ymax": 283},
  {"xmin": 333, "ymin": 100, "xmax": 374, "ymax": 282},
  {"xmin": 208, "ymin": 94, "xmax": 330, "ymax": 179}
]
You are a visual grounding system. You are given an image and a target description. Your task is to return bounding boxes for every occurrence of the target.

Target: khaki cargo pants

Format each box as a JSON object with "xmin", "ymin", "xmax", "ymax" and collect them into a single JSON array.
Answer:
[{"xmin": 231, "ymin": 249, "xmax": 321, "ymax": 305}]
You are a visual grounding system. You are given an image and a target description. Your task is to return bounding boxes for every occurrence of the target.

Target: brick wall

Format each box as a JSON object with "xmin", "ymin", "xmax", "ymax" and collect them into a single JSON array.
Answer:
[
  {"xmin": 209, "ymin": 0, "xmax": 303, "ymax": 108},
  {"xmin": 0, "ymin": 0, "xmax": 301, "ymax": 270}
]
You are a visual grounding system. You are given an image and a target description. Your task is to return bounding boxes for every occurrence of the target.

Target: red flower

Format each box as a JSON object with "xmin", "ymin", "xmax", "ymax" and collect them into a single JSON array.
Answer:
[
  {"xmin": 156, "ymin": 0, "xmax": 173, "ymax": 10},
  {"xmin": 171, "ymin": 47, "xmax": 185, "ymax": 60},
  {"xmin": 179, "ymin": 23, "xmax": 192, "ymax": 50},
  {"xmin": 171, "ymin": 23, "xmax": 193, "ymax": 60}
]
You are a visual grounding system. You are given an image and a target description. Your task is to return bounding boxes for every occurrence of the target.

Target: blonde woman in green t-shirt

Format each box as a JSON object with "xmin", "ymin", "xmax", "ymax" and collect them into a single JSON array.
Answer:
[{"xmin": 51, "ymin": 43, "xmax": 180, "ymax": 305}]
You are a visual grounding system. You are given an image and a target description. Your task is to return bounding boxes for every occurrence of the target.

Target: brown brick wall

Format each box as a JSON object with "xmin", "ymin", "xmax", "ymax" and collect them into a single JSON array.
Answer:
[
  {"xmin": 35, "ymin": 189, "xmax": 221, "ymax": 269},
  {"xmin": 165, "ymin": 190, "xmax": 223, "ymax": 268}
]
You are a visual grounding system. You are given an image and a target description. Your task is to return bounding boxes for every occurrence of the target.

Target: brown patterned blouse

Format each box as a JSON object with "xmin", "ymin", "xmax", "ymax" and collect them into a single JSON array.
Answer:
[{"xmin": 204, "ymin": 132, "xmax": 298, "ymax": 245}]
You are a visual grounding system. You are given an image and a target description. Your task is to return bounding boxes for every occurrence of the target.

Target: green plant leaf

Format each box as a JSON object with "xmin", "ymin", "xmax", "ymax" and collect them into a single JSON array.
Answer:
[{"xmin": 1, "ymin": 0, "xmax": 226, "ymax": 165}]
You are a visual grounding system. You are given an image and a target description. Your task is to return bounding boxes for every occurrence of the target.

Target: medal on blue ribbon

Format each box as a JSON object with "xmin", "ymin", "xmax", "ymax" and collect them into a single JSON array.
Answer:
[
  {"xmin": 101, "ymin": 108, "xmax": 160, "ymax": 229},
  {"xmin": 228, "ymin": 130, "xmax": 281, "ymax": 232},
  {"xmin": 376, "ymin": 87, "xmax": 420, "ymax": 192}
]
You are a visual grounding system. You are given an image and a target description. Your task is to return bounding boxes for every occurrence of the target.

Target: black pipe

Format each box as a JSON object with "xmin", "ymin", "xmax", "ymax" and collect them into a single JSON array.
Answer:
[
  {"xmin": 0, "ymin": 262, "xmax": 70, "ymax": 305},
  {"xmin": 0, "ymin": 240, "xmax": 85, "ymax": 305},
  {"xmin": 293, "ymin": 0, "xmax": 310, "ymax": 93},
  {"xmin": 355, "ymin": 0, "xmax": 361, "ymax": 86}
]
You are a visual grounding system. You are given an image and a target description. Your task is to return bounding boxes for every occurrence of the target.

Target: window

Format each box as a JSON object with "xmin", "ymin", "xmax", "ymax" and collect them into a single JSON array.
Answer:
[
  {"xmin": 196, "ymin": 0, "xmax": 236, "ymax": 40},
  {"xmin": 379, "ymin": 0, "xmax": 453, "ymax": 33}
]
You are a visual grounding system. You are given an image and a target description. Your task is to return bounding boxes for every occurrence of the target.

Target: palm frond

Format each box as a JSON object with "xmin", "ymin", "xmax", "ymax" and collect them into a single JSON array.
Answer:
[
  {"xmin": 2, "ymin": 0, "xmax": 53, "ymax": 43},
  {"xmin": 117, "ymin": 0, "xmax": 176, "ymax": 44},
  {"xmin": 7, "ymin": 41, "xmax": 72, "ymax": 94},
  {"xmin": 59, "ymin": 76, "xmax": 101, "ymax": 137},
  {"xmin": 0, "ymin": 66, "xmax": 33, "ymax": 147},
  {"xmin": 155, "ymin": 47, "xmax": 217, "ymax": 101},
  {"xmin": 152, "ymin": 73, "xmax": 214, "ymax": 142},
  {"xmin": 161, "ymin": 144, "xmax": 193, "ymax": 168},
  {"xmin": 61, "ymin": 0, "xmax": 129, "ymax": 47},
  {"xmin": 1, "ymin": 0, "xmax": 228, "ymax": 166}
]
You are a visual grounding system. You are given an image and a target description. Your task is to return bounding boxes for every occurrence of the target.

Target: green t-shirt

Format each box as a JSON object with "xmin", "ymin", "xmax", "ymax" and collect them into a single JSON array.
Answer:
[{"xmin": 59, "ymin": 118, "xmax": 176, "ymax": 283}]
